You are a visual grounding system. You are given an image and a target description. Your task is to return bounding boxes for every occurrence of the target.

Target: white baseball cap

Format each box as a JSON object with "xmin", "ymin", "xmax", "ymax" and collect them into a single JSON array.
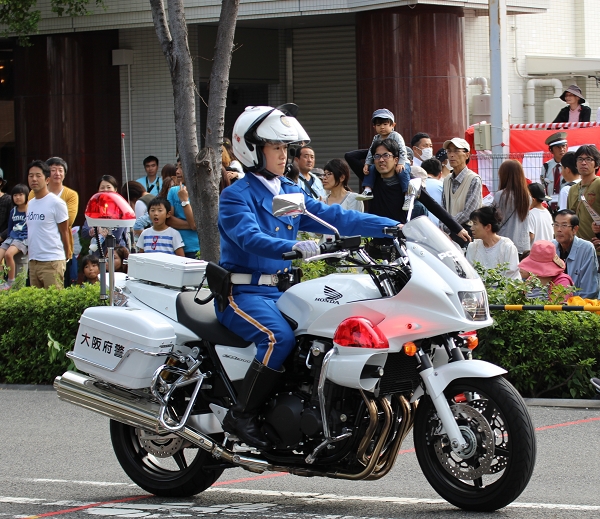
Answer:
[{"xmin": 443, "ymin": 137, "xmax": 470, "ymax": 153}]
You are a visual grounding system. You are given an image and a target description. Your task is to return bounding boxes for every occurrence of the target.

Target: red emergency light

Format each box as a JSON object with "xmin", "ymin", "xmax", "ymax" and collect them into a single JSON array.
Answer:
[{"xmin": 85, "ymin": 192, "xmax": 136, "ymax": 228}]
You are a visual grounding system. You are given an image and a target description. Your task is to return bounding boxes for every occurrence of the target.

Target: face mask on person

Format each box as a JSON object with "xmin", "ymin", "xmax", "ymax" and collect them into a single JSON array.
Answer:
[{"xmin": 420, "ymin": 148, "xmax": 433, "ymax": 161}]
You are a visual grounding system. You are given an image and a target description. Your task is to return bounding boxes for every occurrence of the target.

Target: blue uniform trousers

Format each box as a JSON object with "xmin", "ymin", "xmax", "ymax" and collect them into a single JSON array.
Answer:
[{"xmin": 216, "ymin": 285, "xmax": 295, "ymax": 370}]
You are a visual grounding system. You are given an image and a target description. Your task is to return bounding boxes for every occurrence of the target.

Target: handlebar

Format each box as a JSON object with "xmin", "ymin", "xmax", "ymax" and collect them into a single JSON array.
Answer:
[
  {"xmin": 282, "ymin": 250, "xmax": 303, "ymax": 260},
  {"xmin": 282, "ymin": 235, "xmax": 363, "ymax": 260}
]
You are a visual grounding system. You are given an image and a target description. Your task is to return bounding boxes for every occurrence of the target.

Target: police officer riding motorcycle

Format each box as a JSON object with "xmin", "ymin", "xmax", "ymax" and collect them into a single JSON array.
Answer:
[{"xmin": 215, "ymin": 105, "xmax": 399, "ymax": 449}]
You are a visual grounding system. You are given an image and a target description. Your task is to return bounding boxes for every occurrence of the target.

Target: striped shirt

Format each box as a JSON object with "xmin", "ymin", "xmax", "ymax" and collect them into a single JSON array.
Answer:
[{"xmin": 136, "ymin": 226, "xmax": 184, "ymax": 254}]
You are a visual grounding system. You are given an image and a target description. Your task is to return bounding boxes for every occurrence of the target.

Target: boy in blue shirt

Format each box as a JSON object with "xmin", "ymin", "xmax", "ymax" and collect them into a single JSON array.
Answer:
[
  {"xmin": 357, "ymin": 108, "xmax": 409, "ymax": 201},
  {"xmin": 0, "ymin": 184, "xmax": 29, "ymax": 289},
  {"xmin": 136, "ymin": 198, "xmax": 185, "ymax": 256}
]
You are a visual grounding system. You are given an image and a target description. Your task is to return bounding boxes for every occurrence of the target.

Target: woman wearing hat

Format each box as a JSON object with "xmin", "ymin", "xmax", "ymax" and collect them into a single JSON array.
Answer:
[
  {"xmin": 519, "ymin": 240, "xmax": 573, "ymax": 300},
  {"xmin": 553, "ymin": 85, "xmax": 591, "ymax": 123}
]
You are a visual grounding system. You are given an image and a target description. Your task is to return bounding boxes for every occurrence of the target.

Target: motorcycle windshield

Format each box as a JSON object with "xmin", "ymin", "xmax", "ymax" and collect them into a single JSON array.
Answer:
[{"xmin": 402, "ymin": 217, "xmax": 478, "ymax": 279}]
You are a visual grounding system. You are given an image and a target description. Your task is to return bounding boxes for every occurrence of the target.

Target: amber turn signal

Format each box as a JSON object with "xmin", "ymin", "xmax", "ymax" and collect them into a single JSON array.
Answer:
[
  {"xmin": 403, "ymin": 342, "xmax": 417, "ymax": 356},
  {"xmin": 466, "ymin": 336, "xmax": 479, "ymax": 350}
]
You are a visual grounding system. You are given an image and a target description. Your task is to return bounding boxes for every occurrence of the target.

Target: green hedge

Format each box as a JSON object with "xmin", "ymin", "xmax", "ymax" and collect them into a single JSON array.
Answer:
[
  {"xmin": 0, "ymin": 284, "xmax": 103, "ymax": 384},
  {"xmin": 474, "ymin": 264, "xmax": 600, "ymax": 399}
]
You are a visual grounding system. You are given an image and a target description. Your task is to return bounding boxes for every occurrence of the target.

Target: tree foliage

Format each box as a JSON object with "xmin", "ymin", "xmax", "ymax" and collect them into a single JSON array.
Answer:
[{"xmin": 0, "ymin": 0, "xmax": 104, "ymax": 45}]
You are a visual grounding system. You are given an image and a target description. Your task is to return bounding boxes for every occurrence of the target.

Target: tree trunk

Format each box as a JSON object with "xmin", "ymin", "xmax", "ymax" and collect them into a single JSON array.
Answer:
[{"xmin": 148, "ymin": 0, "xmax": 239, "ymax": 263}]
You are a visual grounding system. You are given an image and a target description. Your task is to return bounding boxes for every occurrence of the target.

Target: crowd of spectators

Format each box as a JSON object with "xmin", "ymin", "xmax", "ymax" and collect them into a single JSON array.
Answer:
[{"xmin": 3, "ymin": 100, "xmax": 600, "ymax": 301}]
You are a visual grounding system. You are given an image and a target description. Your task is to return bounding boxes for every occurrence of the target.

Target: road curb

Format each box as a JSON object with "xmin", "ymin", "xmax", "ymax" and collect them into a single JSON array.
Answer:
[
  {"xmin": 0, "ymin": 384, "xmax": 55, "ymax": 391},
  {"xmin": 524, "ymin": 398, "xmax": 600, "ymax": 409}
]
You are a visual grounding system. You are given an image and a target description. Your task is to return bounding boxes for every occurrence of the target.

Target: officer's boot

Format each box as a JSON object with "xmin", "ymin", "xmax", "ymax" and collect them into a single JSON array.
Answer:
[{"xmin": 223, "ymin": 359, "xmax": 283, "ymax": 450}]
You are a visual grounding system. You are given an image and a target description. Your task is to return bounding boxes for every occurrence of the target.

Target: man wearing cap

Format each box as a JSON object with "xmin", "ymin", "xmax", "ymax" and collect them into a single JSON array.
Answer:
[
  {"xmin": 552, "ymin": 209, "xmax": 598, "ymax": 299},
  {"xmin": 435, "ymin": 148, "xmax": 452, "ymax": 178},
  {"xmin": 0, "ymin": 168, "xmax": 11, "ymax": 243},
  {"xmin": 441, "ymin": 138, "xmax": 482, "ymax": 246},
  {"xmin": 540, "ymin": 132, "xmax": 568, "ymax": 210},
  {"xmin": 553, "ymin": 85, "xmax": 591, "ymax": 123}
]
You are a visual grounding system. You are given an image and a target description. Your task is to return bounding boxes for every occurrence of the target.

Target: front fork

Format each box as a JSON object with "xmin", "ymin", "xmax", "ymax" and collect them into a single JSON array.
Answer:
[{"xmin": 416, "ymin": 338, "xmax": 469, "ymax": 455}]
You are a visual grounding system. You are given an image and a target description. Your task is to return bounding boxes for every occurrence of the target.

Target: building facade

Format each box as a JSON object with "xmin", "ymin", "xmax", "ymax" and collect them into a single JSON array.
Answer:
[{"xmin": 1, "ymin": 0, "xmax": 599, "ymax": 214}]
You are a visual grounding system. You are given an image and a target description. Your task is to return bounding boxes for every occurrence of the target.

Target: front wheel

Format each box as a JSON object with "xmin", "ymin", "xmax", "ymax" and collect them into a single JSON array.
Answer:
[
  {"xmin": 413, "ymin": 376, "xmax": 536, "ymax": 512},
  {"xmin": 110, "ymin": 420, "xmax": 224, "ymax": 497}
]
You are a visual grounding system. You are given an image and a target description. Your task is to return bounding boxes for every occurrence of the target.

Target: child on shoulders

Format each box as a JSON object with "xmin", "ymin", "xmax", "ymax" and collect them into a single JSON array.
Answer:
[
  {"xmin": 358, "ymin": 108, "xmax": 409, "ymax": 201},
  {"xmin": 136, "ymin": 197, "xmax": 185, "ymax": 256},
  {"xmin": 0, "ymin": 184, "xmax": 29, "ymax": 290}
]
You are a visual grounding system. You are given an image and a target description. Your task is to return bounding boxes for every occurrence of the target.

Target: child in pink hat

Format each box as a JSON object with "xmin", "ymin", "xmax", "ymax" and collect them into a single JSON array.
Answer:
[{"xmin": 519, "ymin": 240, "xmax": 573, "ymax": 300}]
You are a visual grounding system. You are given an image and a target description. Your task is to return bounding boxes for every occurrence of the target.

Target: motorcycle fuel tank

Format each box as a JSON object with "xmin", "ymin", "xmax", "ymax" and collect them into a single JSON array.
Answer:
[{"xmin": 276, "ymin": 273, "xmax": 381, "ymax": 335}]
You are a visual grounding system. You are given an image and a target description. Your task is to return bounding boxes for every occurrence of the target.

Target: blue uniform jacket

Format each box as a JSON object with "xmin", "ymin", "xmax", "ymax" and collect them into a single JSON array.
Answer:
[
  {"xmin": 553, "ymin": 236, "xmax": 599, "ymax": 299},
  {"xmin": 219, "ymin": 173, "xmax": 398, "ymax": 276}
]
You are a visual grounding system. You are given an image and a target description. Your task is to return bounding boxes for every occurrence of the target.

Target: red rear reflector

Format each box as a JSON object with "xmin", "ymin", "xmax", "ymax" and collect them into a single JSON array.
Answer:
[{"xmin": 333, "ymin": 317, "xmax": 389, "ymax": 349}]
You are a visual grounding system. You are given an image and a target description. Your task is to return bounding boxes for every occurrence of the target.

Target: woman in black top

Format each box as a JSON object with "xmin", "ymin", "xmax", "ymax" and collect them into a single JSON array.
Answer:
[{"xmin": 553, "ymin": 84, "xmax": 591, "ymax": 123}]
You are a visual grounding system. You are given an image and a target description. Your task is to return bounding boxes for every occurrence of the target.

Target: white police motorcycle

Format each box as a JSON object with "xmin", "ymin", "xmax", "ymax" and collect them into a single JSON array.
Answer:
[{"xmin": 55, "ymin": 180, "xmax": 536, "ymax": 512}]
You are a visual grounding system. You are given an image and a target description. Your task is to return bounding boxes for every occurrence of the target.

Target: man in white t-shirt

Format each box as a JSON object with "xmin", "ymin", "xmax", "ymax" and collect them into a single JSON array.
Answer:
[{"xmin": 26, "ymin": 160, "xmax": 70, "ymax": 289}]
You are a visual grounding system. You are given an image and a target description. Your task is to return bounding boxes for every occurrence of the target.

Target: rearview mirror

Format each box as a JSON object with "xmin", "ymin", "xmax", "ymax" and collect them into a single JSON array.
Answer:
[{"xmin": 273, "ymin": 193, "xmax": 306, "ymax": 218}]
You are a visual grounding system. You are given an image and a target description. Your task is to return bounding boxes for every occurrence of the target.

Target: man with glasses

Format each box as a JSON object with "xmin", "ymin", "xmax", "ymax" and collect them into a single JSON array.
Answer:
[
  {"xmin": 441, "ymin": 138, "xmax": 482, "ymax": 247},
  {"xmin": 568, "ymin": 145, "xmax": 600, "ymax": 260},
  {"xmin": 360, "ymin": 138, "xmax": 468, "ymax": 258},
  {"xmin": 552, "ymin": 209, "xmax": 598, "ymax": 298}
]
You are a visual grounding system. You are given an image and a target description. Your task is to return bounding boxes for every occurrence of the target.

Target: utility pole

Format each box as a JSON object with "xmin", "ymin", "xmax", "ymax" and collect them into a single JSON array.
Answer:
[{"xmin": 489, "ymin": 0, "xmax": 510, "ymax": 181}]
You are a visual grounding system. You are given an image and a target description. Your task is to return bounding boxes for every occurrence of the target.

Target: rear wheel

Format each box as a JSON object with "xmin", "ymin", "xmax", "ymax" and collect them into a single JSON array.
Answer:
[
  {"xmin": 110, "ymin": 420, "xmax": 224, "ymax": 497},
  {"xmin": 414, "ymin": 376, "xmax": 536, "ymax": 512}
]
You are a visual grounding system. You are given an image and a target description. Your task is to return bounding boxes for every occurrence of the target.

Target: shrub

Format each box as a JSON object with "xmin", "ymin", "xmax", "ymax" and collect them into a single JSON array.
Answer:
[
  {"xmin": 0, "ymin": 284, "xmax": 104, "ymax": 384},
  {"xmin": 474, "ymin": 264, "xmax": 600, "ymax": 399}
]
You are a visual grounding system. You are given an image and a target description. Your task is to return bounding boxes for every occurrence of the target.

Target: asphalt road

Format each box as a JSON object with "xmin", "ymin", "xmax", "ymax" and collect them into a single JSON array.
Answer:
[{"xmin": 1, "ymin": 388, "xmax": 600, "ymax": 519}]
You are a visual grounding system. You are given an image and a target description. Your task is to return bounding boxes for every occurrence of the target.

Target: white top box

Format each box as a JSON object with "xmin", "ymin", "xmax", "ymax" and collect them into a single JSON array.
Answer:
[{"xmin": 127, "ymin": 252, "xmax": 207, "ymax": 288}]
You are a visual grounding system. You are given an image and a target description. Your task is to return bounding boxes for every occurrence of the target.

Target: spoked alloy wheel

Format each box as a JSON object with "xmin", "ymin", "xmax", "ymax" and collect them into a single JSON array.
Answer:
[
  {"xmin": 413, "ymin": 376, "xmax": 536, "ymax": 512},
  {"xmin": 110, "ymin": 420, "xmax": 223, "ymax": 497}
]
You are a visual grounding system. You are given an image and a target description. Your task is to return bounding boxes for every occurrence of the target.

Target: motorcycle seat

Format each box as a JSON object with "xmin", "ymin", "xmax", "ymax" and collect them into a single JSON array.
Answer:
[{"xmin": 176, "ymin": 291, "xmax": 251, "ymax": 348}]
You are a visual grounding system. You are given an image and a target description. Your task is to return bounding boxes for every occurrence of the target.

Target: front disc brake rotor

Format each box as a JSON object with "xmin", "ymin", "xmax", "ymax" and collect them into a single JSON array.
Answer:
[
  {"xmin": 136, "ymin": 428, "xmax": 184, "ymax": 458},
  {"xmin": 432, "ymin": 402, "xmax": 495, "ymax": 480}
]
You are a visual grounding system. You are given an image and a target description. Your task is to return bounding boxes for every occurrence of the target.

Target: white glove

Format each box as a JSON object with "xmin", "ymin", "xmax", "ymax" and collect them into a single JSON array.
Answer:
[{"xmin": 292, "ymin": 240, "xmax": 320, "ymax": 259}]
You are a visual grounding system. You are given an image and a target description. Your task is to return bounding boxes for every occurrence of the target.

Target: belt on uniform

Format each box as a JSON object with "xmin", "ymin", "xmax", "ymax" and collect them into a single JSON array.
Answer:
[{"xmin": 230, "ymin": 273, "xmax": 280, "ymax": 286}]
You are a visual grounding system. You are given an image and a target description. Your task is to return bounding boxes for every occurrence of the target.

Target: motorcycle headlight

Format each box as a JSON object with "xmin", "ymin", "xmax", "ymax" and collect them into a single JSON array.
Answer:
[{"xmin": 458, "ymin": 291, "xmax": 488, "ymax": 321}]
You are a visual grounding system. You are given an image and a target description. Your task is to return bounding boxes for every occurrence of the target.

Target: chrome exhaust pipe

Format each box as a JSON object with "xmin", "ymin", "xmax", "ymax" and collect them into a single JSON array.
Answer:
[{"xmin": 54, "ymin": 371, "xmax": 272, "ymax": 472}]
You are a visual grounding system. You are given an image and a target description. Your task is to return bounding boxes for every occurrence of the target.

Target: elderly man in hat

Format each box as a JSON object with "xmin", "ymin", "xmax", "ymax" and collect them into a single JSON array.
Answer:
[
  {"xmin": 540, "ymin": 132, "xmax": 569, "ymax": 210},
  {"xmin": 440, "ymin": 137, "xmax": 482, "ymax": 247},
  {"xmin": 0, "ymin": 168, "xmax": 11, "ymax": 243},
  {"xmin": 553, "ymin": 85, "xmax": 591, "ymax": 123}
]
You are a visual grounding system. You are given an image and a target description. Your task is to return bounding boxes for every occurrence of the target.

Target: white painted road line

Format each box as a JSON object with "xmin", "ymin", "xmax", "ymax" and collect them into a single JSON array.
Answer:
[
  {"xmin": 2, "ymin": 488, "xmax": 600, "ymax": 514},
  {"xmin": 208, "ymin": 488, "xmax": 600, "ymax": 511}
]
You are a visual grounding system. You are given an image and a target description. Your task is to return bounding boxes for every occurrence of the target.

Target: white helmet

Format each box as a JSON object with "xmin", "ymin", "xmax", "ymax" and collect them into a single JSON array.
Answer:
[{"xmin": 232, "ymin": 104, "xmax": 310, "ymax": 172}]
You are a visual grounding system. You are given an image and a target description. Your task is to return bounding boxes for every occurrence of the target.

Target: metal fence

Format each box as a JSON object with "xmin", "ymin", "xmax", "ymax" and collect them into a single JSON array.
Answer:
[{"xmin": 469, "ymin": 152, "xmax": 552, "ymax": 194}]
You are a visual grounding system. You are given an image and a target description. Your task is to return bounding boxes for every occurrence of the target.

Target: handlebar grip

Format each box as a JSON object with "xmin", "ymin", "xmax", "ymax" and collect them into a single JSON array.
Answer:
[{"xmin": 282, "ymin": 250, "xmax": 303, "ymax": 260}]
